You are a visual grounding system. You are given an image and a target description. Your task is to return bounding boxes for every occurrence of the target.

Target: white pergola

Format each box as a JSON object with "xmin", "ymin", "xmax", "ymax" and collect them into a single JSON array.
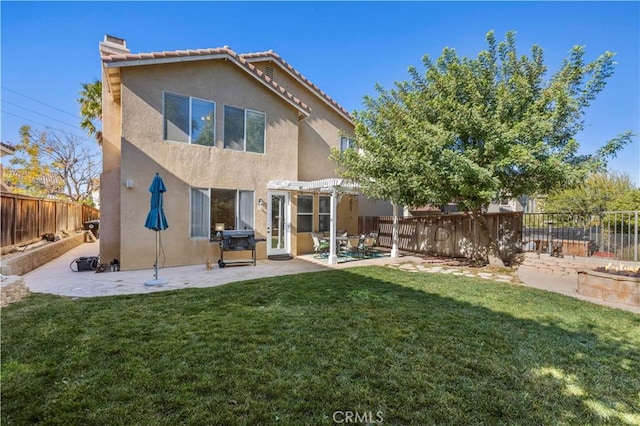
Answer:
[{"xmin": 268, "ymin": 178, "xmax": 400, "ymax": 264}]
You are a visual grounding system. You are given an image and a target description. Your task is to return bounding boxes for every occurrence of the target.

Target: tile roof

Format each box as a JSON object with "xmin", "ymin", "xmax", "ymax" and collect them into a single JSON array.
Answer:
[
  {"xmin": 0, "ymin": 141, "xmax": 16, "ymax": 154},
  {"xmin": 241, "ymin": 51, "xmax": 352, "ymax": 123},
  {"xmin": 101, "ymin": 46, "xmax": 310, "ymax": 116},
  {"xmin": 3, "ymin": 168, "xmax": 64, "ymax": 188}
]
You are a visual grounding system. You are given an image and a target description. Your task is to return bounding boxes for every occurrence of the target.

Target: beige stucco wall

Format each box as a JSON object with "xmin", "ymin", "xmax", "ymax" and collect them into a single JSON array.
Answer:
[
  {"xmin": 248, "ymin": 60, "xmax": 359, "ymax": 254},
  {"xmin": 249, "ymin": 61, "xmax": 355, "ymax": 181},
  {"xmin": 99, "ymin": 65, "xmax": 123, "ymax": 264},
  {"xmin": 102, "ymin": 54, "xmax": 365, "ymax": 269},
  {"xmin": 116, "ymin": 60, "xmax": 300, "ymax": 270}
]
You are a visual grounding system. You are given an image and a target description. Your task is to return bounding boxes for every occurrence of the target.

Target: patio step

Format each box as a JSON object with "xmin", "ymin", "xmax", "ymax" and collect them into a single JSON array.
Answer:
[{"xmin": 519, "ymin": 252, "xmax": 601, "ymax": 278}]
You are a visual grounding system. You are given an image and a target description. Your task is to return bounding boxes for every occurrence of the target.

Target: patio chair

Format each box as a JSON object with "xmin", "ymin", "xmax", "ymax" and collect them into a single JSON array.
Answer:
[
  {"xmin": 362, "ymin": 232, "xmax": 378, "ymax": 257},
  {"xmin": 341, "ymin": 235, "xmax": 364, "ymax": 259},
  {"xmin": 311, "ymin": 232, "xmax": 330, "ymax": 258}
]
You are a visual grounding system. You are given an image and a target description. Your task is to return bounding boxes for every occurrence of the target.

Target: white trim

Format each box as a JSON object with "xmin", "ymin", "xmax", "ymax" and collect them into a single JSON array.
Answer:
[
  {"xmin": 327, "ymin": 188, "xmax": 339, "ymax": 265},
  {"xmin": 267, "ymin": 178, "xmax": 360, "ymax": 193},
  {"xmin": 266, "ymin": 178, "xmax": 361, "ymax": 265},
  {"xmin": 267, "ymin": 191, "xmax": 291, "ymax": 257}
]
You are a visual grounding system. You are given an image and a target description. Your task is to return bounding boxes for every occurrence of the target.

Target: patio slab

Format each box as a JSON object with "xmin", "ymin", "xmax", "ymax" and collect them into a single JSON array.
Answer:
[
  {"xmin": 17, "ymin": 242, "xmax": 640, "ymax": 314},
  {"xmin": 21, "ymin": 243, "xmax": 417, "ymax": 299},
  {"xmin": 22, "ymin": 243, "xmax": 329, "ymax": 298}
]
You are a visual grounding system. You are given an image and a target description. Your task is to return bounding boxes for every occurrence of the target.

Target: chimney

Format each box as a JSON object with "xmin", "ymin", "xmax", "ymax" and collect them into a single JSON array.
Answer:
[{"xmin": 99, "ymin": 34, "xmax": 130, "ymax": 56}]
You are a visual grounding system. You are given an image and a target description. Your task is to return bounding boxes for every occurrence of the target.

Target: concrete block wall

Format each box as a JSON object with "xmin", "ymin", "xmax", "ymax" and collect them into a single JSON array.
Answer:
[{"xmin": 1, "ymin": 232, "xmax": 88, "ymax": 276}]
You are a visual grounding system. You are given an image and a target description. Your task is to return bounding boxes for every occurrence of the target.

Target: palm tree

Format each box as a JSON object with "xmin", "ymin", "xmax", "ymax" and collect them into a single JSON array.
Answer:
[{"xmin": 78, "ymin": 80, "xmax": 102, "ymax": 145}]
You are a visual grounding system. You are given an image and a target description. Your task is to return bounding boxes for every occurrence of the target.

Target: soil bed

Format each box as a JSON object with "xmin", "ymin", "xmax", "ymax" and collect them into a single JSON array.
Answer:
[{"xmin": 594, "ymin": 267, "xmax": 640, "ymax": 278}]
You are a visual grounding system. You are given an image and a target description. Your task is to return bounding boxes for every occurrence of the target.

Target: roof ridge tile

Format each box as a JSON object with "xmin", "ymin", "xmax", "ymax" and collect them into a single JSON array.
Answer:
[
  {"xmin": 240, "ymin": 50, "xmax": 351, "ymax": 119},
  {"xmin": 101, "ymin": 45, "xmax": 311, "ymax": 114}
]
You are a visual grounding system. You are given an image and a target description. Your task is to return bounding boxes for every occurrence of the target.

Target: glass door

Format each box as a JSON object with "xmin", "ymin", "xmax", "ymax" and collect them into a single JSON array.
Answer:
[{"xmin": 267, "ymin": 191, "xmax": 290, "ymax": 257}]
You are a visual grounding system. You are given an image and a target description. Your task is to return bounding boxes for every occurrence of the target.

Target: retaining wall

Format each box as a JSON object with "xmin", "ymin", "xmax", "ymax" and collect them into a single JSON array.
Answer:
[{"xmin": 1, "ymin": 232, "xmax": 88, "ymax": 276}]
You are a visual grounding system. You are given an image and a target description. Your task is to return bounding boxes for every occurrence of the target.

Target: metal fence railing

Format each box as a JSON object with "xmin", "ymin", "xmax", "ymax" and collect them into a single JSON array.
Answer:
[{"xmin": 522, "ymin": 211, "xmax": 639, "ymax": 261}]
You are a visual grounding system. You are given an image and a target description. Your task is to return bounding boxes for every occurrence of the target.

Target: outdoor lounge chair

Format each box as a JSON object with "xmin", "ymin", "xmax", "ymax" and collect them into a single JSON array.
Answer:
[
  {"xmin": 362, "ymin": 231, "xmax": 378, "ymax": 257},
  {"xmin": 311, "ymin": 232, "xmax": 330, "ymax": 257},
  {"xmin": 341, "ymin": 235, "xmax": 364, "ymax": 259}
]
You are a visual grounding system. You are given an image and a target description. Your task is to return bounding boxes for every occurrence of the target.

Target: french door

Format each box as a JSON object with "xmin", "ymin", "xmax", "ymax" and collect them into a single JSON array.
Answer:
[{"xmin": 266, "ymin": 191, "xmax": 290, "ymax": 257}]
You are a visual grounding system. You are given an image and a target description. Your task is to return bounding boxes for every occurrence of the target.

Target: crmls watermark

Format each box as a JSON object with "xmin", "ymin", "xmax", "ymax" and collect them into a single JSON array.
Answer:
[{"xmin": 332, "ymin": 410, "xmax": 384, "ymax": 424}]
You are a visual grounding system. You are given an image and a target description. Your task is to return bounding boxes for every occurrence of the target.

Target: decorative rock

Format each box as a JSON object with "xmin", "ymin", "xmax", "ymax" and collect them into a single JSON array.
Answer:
[{"xmin": 1, "ymin": 275, "xmax": 29, "ymax": 307}]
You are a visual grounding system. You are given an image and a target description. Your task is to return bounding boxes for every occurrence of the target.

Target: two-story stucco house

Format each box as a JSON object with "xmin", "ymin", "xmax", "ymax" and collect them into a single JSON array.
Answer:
[{"xmin": 99, "ymin": 35, "xmax": 380, "ymax": 270}]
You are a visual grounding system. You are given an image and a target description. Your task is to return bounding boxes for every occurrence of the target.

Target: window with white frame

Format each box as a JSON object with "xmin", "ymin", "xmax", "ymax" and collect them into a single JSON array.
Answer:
[
  {"xmin": 318, "ymin": 195, "xmax": 330, "ymax": 232},
  {"xmin": 340, "ymin": 136, "xmax": 354, "ymax": 151},
  {"xmin": 164, "ymin": 92, "xmax": 215, "ymax": 146},
  {"xmin": 190, "ymin": 188, "xmax": 254, "ymax": 238},
  {"xmin": 224, "ymin": 105, "xmax": 266, "ymax": 153},
  {"xmin": 190, "ymin": 188, "xmax": 210, "ymax": 238},
  {"xmin": 297, "ymin": 194, "xmax": 313, "ymax": 233}
]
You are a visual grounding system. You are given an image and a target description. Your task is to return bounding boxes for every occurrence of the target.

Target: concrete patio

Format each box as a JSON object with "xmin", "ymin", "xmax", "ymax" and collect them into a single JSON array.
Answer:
[
  {"xmin": 14, "ymin": 241, "xmax": 639, "ymax": 313},
  {"xmin": 20, "ymin": 242, "xmax": 417, "ymax": 298}
]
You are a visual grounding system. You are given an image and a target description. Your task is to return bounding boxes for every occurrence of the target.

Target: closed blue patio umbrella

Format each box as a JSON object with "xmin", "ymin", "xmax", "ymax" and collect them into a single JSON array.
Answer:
[{"xmin": 144, "ymin": 173, "xmax": 169, "ymax": 286}]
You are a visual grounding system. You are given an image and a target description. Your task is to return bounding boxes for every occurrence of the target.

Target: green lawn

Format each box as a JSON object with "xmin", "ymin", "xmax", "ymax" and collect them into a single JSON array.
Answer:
[{"xmin": 2, "ymin": 266, "xmax": 639, "ymax": 425}]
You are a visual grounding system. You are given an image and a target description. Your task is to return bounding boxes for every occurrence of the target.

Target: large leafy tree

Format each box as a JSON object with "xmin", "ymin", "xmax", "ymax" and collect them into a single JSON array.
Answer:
[
  {"xmin": 332, "ymin": 31, "xmax": 632, "ymax": 260},
  {"xmin": 7, "ymin": 125, "xmax": 101, "ymax": 203},
  {"xmin": 78, "ymin": 80, "xmax": 103, "ymax": 144},
  {"xmin": 544, "ymin": 172, "xmax": 640, "ymax": 213}
]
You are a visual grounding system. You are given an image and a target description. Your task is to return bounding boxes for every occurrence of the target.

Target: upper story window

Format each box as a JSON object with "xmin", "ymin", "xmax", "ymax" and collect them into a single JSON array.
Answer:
[
  {"xmin": 224, "ymin": 105, "xmax": 266, "ymax": 154},
  {"xmin": 340, "ymin": 136, "xmax": 354, "ymax": 151},
  {"xmin": 163, "ymin": 92, "xmax": 215, "ymax": 146}
]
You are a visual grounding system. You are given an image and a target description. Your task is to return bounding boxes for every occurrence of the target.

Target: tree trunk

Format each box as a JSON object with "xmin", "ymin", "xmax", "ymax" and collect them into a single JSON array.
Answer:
[
  {"xmin": 391, "ymin": 203, "xmax": 399, "ymax": 258},
  {"xmin": 471, "ymin": 209, "xmax": 505, "ymax": 267}
]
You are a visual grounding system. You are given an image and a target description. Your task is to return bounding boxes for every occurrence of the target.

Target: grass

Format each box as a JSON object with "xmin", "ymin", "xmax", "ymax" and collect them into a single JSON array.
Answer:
[{"xmin": 2, "ymin": 266, "xmax": 639, "ymax": 425}]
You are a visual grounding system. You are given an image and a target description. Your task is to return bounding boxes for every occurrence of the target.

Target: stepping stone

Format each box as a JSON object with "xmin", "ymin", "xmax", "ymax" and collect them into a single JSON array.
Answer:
[
  {"xmin": 477, "ymin": 272, "xmax": 494, "ymax": 278},
  {"xmin": 399, "ymin": 264, "xmax": 416, "ymax": 269},
  {"xmin": 496, "ymin": 278, "xmax": 512, "ymax": 283}
]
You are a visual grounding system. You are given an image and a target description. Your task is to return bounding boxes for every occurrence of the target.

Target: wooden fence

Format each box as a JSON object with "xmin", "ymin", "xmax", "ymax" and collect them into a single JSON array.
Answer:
[
  {"xmin": 359, "ymin": 212, "xmax": 523, "ymax": 259},
  {"xmin": 1, "ymin": 193, "xmax": 99, "ymax": 249}
]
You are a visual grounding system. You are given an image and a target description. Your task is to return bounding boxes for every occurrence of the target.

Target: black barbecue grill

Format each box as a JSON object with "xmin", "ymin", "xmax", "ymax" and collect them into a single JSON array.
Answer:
[{"xmin": 212, "ymin": 230, "xmax": 265, "ymax": 268}]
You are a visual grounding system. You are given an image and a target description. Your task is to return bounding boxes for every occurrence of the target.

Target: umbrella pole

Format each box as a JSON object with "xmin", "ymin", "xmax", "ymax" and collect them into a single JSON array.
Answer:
[
  {"xmin": 154, "ymin": 231, "xmax": 159, "ymax": 280},
  {"xmin": 145, "ymin": 230, "xmax": 168, "ymax": 286}
]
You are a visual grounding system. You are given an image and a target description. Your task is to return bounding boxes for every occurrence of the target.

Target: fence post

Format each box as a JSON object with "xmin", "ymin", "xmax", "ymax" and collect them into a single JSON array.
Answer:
[
  {"xmin": 12, "ymin": 196, "xmax": 18, "ymax": 246},
  {"xmin": 633, "ymin": 210, "xmax": 638, "ymax": 262}
]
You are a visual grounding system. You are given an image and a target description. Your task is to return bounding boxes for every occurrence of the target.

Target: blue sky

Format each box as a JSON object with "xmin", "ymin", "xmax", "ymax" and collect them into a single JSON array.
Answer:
[{"xmin": 1, "ymin": 1, "xmax": 639, "ymax": 184}]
